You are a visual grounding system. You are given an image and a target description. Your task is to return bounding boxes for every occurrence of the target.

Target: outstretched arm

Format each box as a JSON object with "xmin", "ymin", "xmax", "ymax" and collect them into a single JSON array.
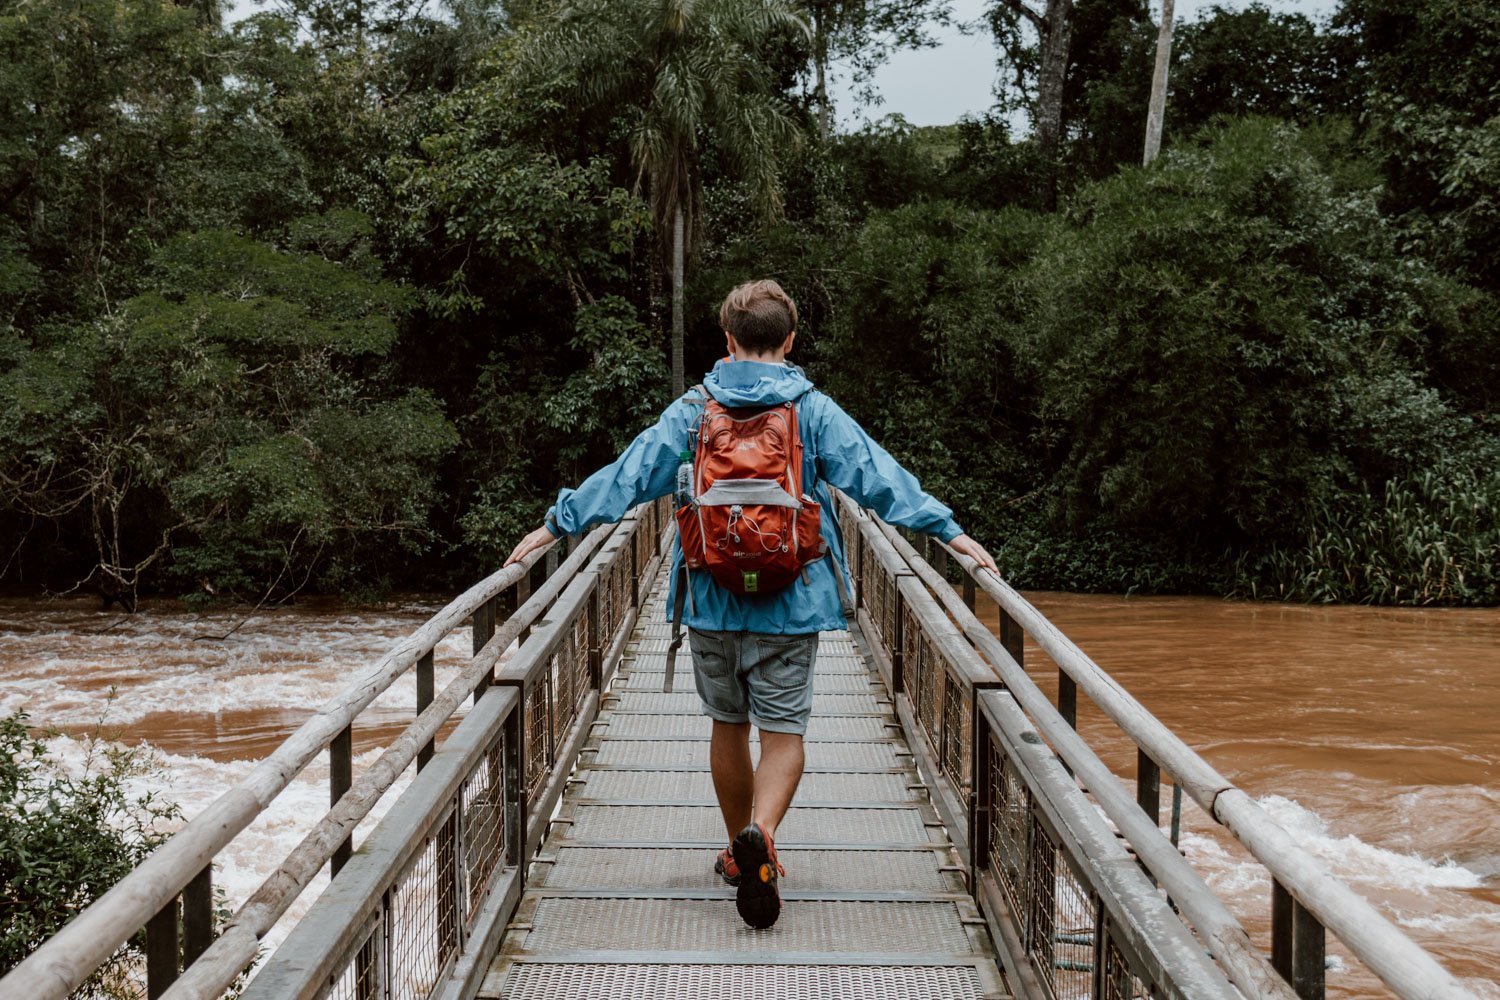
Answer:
[
  {"xmin": 815, "ymin": 395, "xmax": 998, "ymax": 574},
  {"xmin": 504, "ymin": 394, "xmax": 699, "ymax": 566}
]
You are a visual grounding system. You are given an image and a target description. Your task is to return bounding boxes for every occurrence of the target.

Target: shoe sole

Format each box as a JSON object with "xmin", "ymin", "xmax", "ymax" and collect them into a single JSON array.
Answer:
[{"xmin": 731, "ymin": 824, "xmax": 780, "ymax": 929}]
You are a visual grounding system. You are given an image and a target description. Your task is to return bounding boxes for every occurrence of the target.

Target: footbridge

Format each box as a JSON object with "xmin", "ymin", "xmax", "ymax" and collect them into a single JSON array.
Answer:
[{"xmin": 3, "ymin": 496, "xmax": 1478, "ymax": 999}]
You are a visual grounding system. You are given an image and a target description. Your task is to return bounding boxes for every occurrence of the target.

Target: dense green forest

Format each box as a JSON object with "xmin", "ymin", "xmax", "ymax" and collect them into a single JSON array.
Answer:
[{"xmin": 1, "ymin": 0, "xmax": 1496, "ymax": 606}]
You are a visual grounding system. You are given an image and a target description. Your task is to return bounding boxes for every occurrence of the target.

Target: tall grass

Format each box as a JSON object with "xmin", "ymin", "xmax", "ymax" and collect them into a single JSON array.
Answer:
[{"xmin": 1234, "ymin": 466, "xmax": 1500, "ymax": 605}]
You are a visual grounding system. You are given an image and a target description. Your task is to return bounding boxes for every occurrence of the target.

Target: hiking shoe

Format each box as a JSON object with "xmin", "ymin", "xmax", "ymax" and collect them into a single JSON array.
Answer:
[
  {"xmin": 714, "ymin": 846, "xmax": 741, "ymax": 886},
  {"xmin": 731, "ymin": 822, "xmax": 785, "ymax": 929}
]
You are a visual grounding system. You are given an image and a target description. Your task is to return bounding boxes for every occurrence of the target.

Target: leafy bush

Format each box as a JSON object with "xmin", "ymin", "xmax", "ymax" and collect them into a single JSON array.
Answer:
[
  {"xmin": 0, "ymin": 710, "xmax": 178, "ymax": 997},
  {"xmin": 1017, "ymin": 119, "xmax": 1491, "ymax": 568}
]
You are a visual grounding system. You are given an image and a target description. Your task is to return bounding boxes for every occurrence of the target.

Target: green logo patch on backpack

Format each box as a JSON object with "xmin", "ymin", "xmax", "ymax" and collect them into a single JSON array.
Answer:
[{"xmin": 742, "ymin": 570, "xmax": 759, "ymax": 593}]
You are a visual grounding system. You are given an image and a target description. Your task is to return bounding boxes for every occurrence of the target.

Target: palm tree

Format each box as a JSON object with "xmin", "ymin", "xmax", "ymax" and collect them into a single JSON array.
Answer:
[{"xmin": 517, "ymin": 0, "xmax": 808, "ymax": 394}]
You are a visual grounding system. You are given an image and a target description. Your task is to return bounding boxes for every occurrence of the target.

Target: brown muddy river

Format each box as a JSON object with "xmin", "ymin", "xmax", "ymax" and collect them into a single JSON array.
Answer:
[
  {"xmin": 2, "ymin": 592, "xmax": 1496, "ymax": 995},
  {"xmin": 987, "ymin": 593, "xmax": 1500, "ymax": 998}
]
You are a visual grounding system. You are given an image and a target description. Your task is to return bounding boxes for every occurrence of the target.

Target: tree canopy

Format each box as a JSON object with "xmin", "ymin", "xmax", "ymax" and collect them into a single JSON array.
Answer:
[{"xmin": 0, "ymin": 0, "xmax": 1495, "ymax": 606}]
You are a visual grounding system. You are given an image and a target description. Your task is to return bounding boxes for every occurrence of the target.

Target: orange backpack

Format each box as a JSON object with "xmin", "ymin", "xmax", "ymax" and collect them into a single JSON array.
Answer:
[{"xmin": 674, "ymin": 386, "xmax": 824, "ymax": 595}]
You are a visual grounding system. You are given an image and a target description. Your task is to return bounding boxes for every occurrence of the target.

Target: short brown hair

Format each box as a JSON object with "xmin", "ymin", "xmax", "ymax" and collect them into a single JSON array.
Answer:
[{"xmin": 719, "ymin": 279, "xmax": 797, "ymax": 354}]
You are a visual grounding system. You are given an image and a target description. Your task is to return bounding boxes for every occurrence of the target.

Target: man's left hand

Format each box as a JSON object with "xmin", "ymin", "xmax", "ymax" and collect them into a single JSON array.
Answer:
[
  {"xmin": 948, "ymin": 533, "xmax": 998, "ymax": 576},
  {"xmin": 505, "ymin": 525, "xmax": 558, "ymax": 567}
]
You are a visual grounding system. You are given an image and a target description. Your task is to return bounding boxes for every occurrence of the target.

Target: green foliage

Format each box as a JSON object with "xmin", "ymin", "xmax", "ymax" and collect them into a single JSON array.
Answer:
[
  {"xmin": 0, "ymin": 226, "xmax": 456, "ymax": 602},
  {"xmin": 1023, "ymin": 119, "xmax": 1494, "ymax": 569},
  {"xmin": 0, "ymin": 709, "xmax": 179, "ymax": 994},
  {"xmin": 785, "ymin": 116, "xmax": 1500, "ymax": 603},
  {"xmin": 1334, "ymin": 0, "xmax": 1500, "ymax": 293},
  {"xmin": 0, "ymin": 0, "xmax": 1498, "ymax": 608},
  {"xmin": 1238, "ymin": 458, "xmax": 1500, "ymax": 605},
  {"xmin": 1169, "ymin": 4, "xmax": 1334, "ymax": 133}
]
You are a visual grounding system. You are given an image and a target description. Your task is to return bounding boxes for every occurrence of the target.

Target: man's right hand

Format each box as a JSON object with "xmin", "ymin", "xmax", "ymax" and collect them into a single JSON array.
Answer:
[{"xmin": 505, "ymin": 525, "xmax": 558, "ymax": 567}]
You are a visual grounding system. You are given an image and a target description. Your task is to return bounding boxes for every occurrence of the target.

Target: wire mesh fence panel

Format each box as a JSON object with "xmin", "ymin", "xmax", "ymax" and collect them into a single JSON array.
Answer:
[
  {"xmin": 1102, "ymin": 933, "xmax": 1150, "ymax": 1000},
  {"xmin": 632, "ymin": 518, "xmax": 652, "ymax": 583},
  {"xmin": 323, "ymin": 919, "xmax": 380, "ymax": 1000},
  {"xmin": 990, "ymin": 746, "xmax": 1030, "ymax": 922},
  {"xmin": 867, "ymin": 560, "xmax": 896, "ymax": 657},
  {"xmin": 460, "ymin": 734, "xmax": 508, "ymax": 930},
  {"xmin": 901, "ymin": 603, "xmax": 919, "ymax": 700},
  {"xmin": 925, "ymin": 636, "xmax": 944, "ymax": 757},
  {"xmin": 1052, "ymin": 852, "xmax": 1097, "ymax": 1000},
  {"xmin": 1029, "ymin": 814, "xmax": 1059, "ymax": 994},
  {"xmin": 840, "ymin": 511, "xmax": 859, "ymax": 583},
  {"xmin": 387, "ymin": 815, "xmax": 457, "ymax": 1000},
  {"xmin": 941, "ymin": 670, "xmax": 971, "ymax": 801},
  {"xmin": 552, "ymin": 641, "xmax": 574, "ymax": 752},
  {"xmin": 571, "ymin": 611, "xmax": 591, "ymax": 717},
  {"xmin": 526, "ymin": 678, "xmax": 550, "ymax": 800}
]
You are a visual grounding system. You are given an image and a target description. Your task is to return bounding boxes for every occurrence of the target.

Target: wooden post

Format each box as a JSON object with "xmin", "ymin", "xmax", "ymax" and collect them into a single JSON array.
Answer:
[
  {"xmin": 1273, "ymin": 880, "xmax": 1326, "ymax": 1000},
  {"xmin": 962, "ymin": 574, "xmax": 976, "ymax": 613},
  {"xmin": 474, "ymin": 598, "xmax": 495, "ymax": 703},
  {"xmin": 851, "ymin": 533, "xmax": 863, "ymax": 609},
  {"xmin": 1137, "ymin": 750, "xmax": 1161, "ymax": 826},
  {"xmin": 146, "ymin": 894, "xmax": 179, "ymax": 999},
  {"xmin": 1273, "ymin": 880, "xmax": 1293, "ymax": 978},
  {"xmin": 417, "ymin": 651, "xmax": 435, "ymax": 771},
  {"xmin": 970, "ymin": 703, "xmax": 994, "ymax": 897},
  {"xmin": 1057, "ymin": 670, "xmax": 1077, "ymax": 729},
  {"xmin": 998, "ymin": 607, "xmax": 1024, "ymax": 667},
  {"xmin": 518, "ymin": 568, "xmax": 533, "ymax": 644},
  {"xmin": 331, "ymin": 725, "xmax": 353, "ymax": 875},
  {"xmin": 932, "ymin": 543, "xmax": 949, "ymax": 581},
  {"xmin": 503, "ymin": 703, "xmax": 525, "ymax": 866},
  {"xmin": 473, "ymin": 599, "xmax": 494, "ymax": 655},
  {"xmin": 181, "ymin": 866, "xmax": 213, "ymax": 967},
  {"xmin": 1294, "ymin": 903, "xmax": 1327, "ymax": 1000},
  {"xmin": 890, "ymin": 586, "xmax": 906, "ymax": 696}
]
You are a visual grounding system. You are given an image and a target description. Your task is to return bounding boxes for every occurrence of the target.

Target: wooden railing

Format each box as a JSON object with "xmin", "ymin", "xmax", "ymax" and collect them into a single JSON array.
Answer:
[
  {"xmin": 0, "ymin": 499, "xmax": 671, "ymax": 1000},
  {"xmin": 834, "ymin": 491, "xmax": 1476, "ymax": 1000}
]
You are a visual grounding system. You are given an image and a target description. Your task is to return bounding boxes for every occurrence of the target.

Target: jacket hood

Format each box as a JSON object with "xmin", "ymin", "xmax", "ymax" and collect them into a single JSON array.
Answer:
[{"xmin": 701, "ymin": 359, "xmax": 813, "ymax": 407}]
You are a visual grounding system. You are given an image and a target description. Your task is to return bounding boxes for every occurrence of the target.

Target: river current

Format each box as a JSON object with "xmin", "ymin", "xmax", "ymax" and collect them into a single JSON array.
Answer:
[{"xmin": 2, "ymin": 592, "xmax": 1496, "ymax": 996}]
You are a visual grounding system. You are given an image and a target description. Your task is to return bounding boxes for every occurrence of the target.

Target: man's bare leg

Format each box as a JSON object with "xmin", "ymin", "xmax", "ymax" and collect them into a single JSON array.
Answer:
[
  {"xmin": 710, "ymin": 720, "xmax": 754, "ymax": 841},
  {"xmin": 751, "ymin": 730, "xmax": 805, "ymax": 840}
]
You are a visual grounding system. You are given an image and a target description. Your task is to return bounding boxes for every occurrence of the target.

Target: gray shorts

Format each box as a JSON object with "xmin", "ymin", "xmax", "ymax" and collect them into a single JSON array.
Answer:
[{"xmin": 687, "ymin": 628, "xmax": 820, "ymax": 735}]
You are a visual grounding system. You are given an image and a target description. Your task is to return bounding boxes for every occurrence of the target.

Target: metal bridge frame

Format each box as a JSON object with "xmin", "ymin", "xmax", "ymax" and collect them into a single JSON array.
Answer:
[{"xmin": 1, "ymin": 494, "xmax": 1477, "ymax": 1000}]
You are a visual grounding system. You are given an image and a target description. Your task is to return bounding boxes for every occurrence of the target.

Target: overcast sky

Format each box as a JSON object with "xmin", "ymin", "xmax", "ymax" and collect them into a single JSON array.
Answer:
[{"xmin": 831, "ymin": 0, "xmax": 1341, "ymax": 129}]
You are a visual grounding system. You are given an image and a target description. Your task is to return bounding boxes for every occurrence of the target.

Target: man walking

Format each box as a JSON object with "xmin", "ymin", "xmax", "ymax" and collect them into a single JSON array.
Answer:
[{"xmin": 506, "ymin": 279, "xmax": 996, "ymax": 928}]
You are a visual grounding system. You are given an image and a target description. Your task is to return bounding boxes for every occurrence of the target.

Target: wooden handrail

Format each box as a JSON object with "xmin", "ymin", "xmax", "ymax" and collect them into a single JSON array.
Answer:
[
  {"xmin": 869, "ymin": 514, "xmax": 1296, "ymax": 1000},
  {"xmin": 0, "ymin": 519, "xmax": 607, "ymax": 1000},
  {"xmin": 938, "ymin": 536, "xmax": 1478, "ymax": 1000}
]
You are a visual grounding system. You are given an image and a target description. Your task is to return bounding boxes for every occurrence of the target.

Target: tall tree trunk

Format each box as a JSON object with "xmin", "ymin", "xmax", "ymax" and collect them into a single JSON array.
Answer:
[
  {"xmin": 1143, "ymin": 0, "xmax": 1175, "ymax": 165},
  {"xmin": 815, "ymin": 9, "xmax": 831, "ymax": 141},
  {"xmin": 671, "ymin": 203, "xmax": 686, "ymax": 396},
  {"xmin": 1034, "ymin": 0, "xmax": 1074, "ymax": 211}
]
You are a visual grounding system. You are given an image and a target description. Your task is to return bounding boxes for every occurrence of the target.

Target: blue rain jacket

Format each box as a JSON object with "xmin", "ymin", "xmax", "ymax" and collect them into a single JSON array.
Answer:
[{"xmin": 545, "ymin": 360, "xmax": 963, "ymax": 634}]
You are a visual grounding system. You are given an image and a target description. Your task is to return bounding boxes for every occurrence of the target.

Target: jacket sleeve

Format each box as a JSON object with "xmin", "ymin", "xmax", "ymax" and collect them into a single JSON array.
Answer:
[
  {"xmin": 812, "ymin": 394, "xmax": 964, "ymax": 542},
  {"xmin": 546, "ymin": 395, "xmax": 699, "ymax": 536}
]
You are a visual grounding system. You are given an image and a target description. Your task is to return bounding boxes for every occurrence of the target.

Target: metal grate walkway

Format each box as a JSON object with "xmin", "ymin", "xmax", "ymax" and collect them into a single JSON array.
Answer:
[{"xmin": 478, "ymin": 572, "xmax": 1008, "ymax": 999}]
